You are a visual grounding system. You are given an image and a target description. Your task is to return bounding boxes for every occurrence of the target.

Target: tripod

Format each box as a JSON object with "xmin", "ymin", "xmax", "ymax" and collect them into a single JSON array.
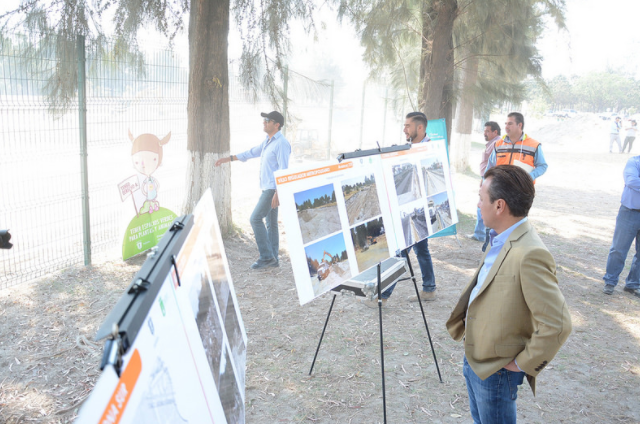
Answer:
[{"xmin": 308, "ymin": 249, "xmax": 442, "ymax": 424}]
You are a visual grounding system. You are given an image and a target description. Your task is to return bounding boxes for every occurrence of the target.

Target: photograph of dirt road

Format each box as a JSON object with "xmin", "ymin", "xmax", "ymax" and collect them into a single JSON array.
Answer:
[
  {"xmin": 392, "ymin": 163, "xmax": 422, "ymax": 205},
  {"xmin": 428, "ymin": 192, "xmax": 452, "ymax": 234},
  {"xmin": 421, "ymin": 157, "xmax": 447, "ymax": 196},
  {"xmin": 428, "ymin": 199, "xmax": 442, "ymax": 234},
  {"xmin": 193, "ymin": 273, "xmax": 224, "ymax": 388},
  {"xmin": 304, "ymin": 233, "xmax": 352, "ymax": 297},
  {"xmin": 349, "ymin": 217, "xmax": 389, "ymax": 272},
  {"xmin": 400, "ymin": 204, "xmax": 429, "ymax": 246},
  {"xmin": 294, "ymin": 183, "xmax": 341, "ymax": 244},
  {"xmin": 341, "ymin": 173, "xmax": 381, "ymax": 226}
]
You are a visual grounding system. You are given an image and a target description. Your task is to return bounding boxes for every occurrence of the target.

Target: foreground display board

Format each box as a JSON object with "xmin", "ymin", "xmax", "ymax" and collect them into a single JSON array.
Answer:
[
  {"xmin": 275, "ymin": 138, "xmax": 458, "ymax": 305},
  {"xmin": 77, "ymin": 190, "xmax": 246, "ymax": 424}
]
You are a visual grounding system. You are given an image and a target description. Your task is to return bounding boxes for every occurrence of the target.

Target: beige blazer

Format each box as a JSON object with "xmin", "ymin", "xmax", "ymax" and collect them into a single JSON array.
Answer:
[{"xmin": 446, "ymin": 221, "xmax": 572, "ymax": 394}]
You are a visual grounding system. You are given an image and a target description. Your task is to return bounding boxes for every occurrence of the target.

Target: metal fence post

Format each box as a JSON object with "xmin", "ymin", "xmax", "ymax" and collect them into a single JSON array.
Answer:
[
  {"xmin": 327, "ymin": 80, "xmax": 334, "ymax": 159},
  {"xmin": 283, "ymin": 65, "xmax": 288, "ymax": 136},
  {"xmin": 359, "ymin": 81, "xmax": 366, "ymax": 149},
  {"xmin": 382, "ymin": 87, "xmax": 388, "ymax": 146},
  {"xmin": 77, "ymin": 34, "xmax": 92, "ymax": 266}
]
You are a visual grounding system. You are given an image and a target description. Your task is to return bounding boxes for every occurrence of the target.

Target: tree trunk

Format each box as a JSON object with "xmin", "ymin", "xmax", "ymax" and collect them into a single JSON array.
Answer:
[
  {"xmin": 420, "ymin": 0, "xmax": 457, "ymax": 124},
  {"xmin": 452, "ymin": 50, "xmax": 479, "ymax": 171},
  {"xmin": 183, "ymin": 0, "xmax": 232, "ymax": 232}
]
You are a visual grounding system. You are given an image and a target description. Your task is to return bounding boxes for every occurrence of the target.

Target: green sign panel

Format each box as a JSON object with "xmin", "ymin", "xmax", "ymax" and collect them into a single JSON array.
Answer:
[{"xmin": 122, "ymin": 207, "xmax": 177, "ymax": 260}]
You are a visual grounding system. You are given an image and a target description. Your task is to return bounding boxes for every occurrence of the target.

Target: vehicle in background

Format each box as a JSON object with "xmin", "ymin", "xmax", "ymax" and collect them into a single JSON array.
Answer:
[
  {"xmin": 291, "ymin": 128, "xmax": 330, "ymax": 161},
  {"xmin": 561, "ymin": 109, "xmax": 578, "ymax": 118},
  {"xmin": 544, "ymin": 109, "xmax": 578, "ymax": 119},
  {"xmin": 598, "ymin": 112, "xmax": 618, "ymax": 120}
]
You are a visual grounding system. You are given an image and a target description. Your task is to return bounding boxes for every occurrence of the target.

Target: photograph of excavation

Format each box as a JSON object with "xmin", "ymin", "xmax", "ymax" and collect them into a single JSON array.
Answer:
[
  {"xmin": 304, "ymin": 232, "xmax": 352, "ymax": 297},
  {"xmin": 349, "ymin": 217, "xmax": 388, "ymax": 272},
  {"xmin": 392, "ymin": 162, "xmax": 422, "ymax": 205},
  {"xmin": 341, "ymin": 173, "xmax": 381, "ymax": 226},
  {"xmin": 429, "ymin": 191, "xmax": 452, "ymax": 233},
  {"xmin": 400, "ymin": 204, "xmax": 430, "ymax": 246},
  {"xmin": 421, "ymin": 157, "xmax": 447, "ymax": 196},
  {"xmin": 294, "ymin": 183, "xmax": 341, "ymax": 245}
]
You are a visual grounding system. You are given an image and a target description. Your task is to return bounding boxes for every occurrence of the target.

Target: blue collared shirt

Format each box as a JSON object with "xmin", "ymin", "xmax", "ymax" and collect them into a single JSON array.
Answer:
[
  {"xmin": 236, "ymin": 131, "xmax": 291, "ymax": 190},
  {"xmin": 467, "ymin": 217, "xmax": 528, "ymax": 308},
  {"xmin": 621, "ymin": 156, "xmax": 640, "ymax": 209},
  {"xmin": 485, "ymin": 135, "xmax": 548, "ymax": 180},
  {"xmin": 611, "ymin": 120, "xmax": 621, "ymax": 134},
  {"xmin": 411, "ymin": 134, "xmax": 430, "ymax": 144}
]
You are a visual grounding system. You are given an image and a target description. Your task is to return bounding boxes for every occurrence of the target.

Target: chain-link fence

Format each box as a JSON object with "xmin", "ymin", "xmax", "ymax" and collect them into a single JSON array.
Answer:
[
  {"xmin": 0, "ymin": 31, "xmax": 407, "ymax": 289},
  {"xmin": 0, "ymin": 33, "xmax": 189, "ymax": 288}
]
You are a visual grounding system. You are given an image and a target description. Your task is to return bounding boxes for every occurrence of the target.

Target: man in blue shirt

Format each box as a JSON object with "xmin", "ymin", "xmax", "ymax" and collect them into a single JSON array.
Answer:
[
  {"xmin": 610, "ymin": 116, "xmax": 622, "ymax": 153},
  {"xmin": 215, "ymin": 111, "xmax": 291, "ymax": 269},
  {"xmin": 602, "ymin": 155, "xmax": 640, "ymax": 296}
]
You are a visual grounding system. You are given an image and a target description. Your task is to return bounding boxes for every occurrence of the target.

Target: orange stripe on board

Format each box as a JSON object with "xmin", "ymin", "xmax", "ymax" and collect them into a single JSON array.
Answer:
[
  {"xmin": 276, "ymin": 162, "xmax": 353, "ymax": 184},
  {"xmin": 381, "ymin": 144, "xmax": 428, "ymax": 159},
  {"xmin": 99, "ymin": 349, "xmax": 142, "ymax": 424}
]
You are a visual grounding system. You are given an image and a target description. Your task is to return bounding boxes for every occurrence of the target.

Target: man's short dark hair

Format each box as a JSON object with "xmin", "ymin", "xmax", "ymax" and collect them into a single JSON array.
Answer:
[
  {"xmin": 508, "ymin": 112, "xmax": 525, "ymax": 130},
  {"xmin": 484, "ymin": 121, "xmax": 501, "ymax": 135},
  {"xmin": 484, "ymin": 165, "xmax": 535, "ymax": 217},
  {"xmin": 406, "ymin": 112, "xmax": 428, "ymax": 129}
]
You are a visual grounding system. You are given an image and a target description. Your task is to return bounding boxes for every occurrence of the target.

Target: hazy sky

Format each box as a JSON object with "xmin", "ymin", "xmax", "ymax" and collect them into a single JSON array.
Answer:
[
  {"xmin": 537, "ymin": 0, "xmax": 640, "ymax": 78},
  {"xmin": 1, "ymin": 0, "xmax": 638, "ymax": 79}
]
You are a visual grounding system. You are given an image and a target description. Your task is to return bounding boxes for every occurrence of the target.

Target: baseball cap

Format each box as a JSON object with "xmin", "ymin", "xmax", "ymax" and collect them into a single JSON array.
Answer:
[{"xmin": 261, "ymin": 111, "xmax": 284, "ymax": 127}]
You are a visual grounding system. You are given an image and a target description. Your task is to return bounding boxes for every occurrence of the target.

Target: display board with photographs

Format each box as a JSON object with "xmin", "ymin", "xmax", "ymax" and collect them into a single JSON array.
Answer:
[
  {"xmin": 77, "ymin": 190, "xmax": 246, "ymax": 424},
  {"xmin": 275, "ymin": 138, "xmax": 457, "ymax": 305},
  {"xmin": 380, "ymin": 141, "xmax": 458, "ymax": 253}
]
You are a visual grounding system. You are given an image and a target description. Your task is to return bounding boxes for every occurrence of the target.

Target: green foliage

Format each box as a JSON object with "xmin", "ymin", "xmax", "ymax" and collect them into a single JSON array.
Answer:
[
  {"xmin": 337, "ymin": 0, "xmax": 566, "ymax": 122},
  {"xmin": 528, "ymin": 70, "xmax": 640, "ymax": 113},
  {"xmin": 295, "ymin": 192, "xmax": 336, "ymax": 211},
  {"xmin": 2, "ymin": 0, "xmax": 315, "ymax": 112}
]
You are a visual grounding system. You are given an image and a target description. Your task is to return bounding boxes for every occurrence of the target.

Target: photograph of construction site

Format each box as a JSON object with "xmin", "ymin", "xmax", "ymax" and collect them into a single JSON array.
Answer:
[
  {"xmin": 349, "ymin": 217, "xmax": 389, "ymax": 272},
  {"xmin": 341, "ymin": 173, "xmax": 381, "ymax": 226},
  {"xmin": 400, "ymin": 204, "xmax": 430, "ymax": 246},
  {"xmin": 392, "ymin": 162, "xmax": 422, "ymax": 205},
  {"xmin": 421, "ymin": 157, "xmax": 447, "ymax": 196},
  {"xmin": 294, "ymin": 183, "xmax": 342, "ymax": 245},
  {"xmin": 428, "ymin": 192, "xmax": 452, "ymax": 234},
  {"xmin": 304, "ymin": 232, "xmax": 352, "ymax": 297}
]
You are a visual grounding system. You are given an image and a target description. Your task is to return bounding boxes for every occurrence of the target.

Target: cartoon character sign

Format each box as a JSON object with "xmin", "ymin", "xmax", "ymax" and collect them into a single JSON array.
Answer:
[
  {"xmin": 130, "ymin": 130, "xmax": 171, "ymax": 214},
  {"xmin": 120, "ymin": 131, "xmax": 177, "ymax": 260}
]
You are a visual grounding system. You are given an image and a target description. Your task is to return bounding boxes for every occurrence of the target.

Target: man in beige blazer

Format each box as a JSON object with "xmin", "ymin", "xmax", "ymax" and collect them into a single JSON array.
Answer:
[{"xmin": 446, "ymin": 165, "xmax": 572, "ymax": 423}]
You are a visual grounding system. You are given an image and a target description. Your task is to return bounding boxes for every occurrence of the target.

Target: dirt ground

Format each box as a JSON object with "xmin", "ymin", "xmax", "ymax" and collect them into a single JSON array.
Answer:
[{"xmin": 2, "ymin": 113, "xmax": 640, "ymax": 423}]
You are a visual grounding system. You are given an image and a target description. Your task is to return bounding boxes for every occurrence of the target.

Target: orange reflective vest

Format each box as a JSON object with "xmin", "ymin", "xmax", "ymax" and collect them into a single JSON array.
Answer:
[{"xmin": 493, "ymin": 134, "xmax": 540, "ymax": 169}]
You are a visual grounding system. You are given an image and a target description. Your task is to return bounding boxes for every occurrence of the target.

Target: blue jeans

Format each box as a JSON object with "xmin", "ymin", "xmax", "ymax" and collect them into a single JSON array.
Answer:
[
  {"xmin": 603, "ymin": 205, "xmax": 640, "ymax": 289},
  {"xmin": 250, "ymin": 189, "xmax": 279, "ymax": 262},
  {"xmin": 381, "ymin": 238, "xmax": 435, "ymax": 299},
  {"xmin": 463, "ymin": 356, "xmax": 525, "ymax": 424},
  {"xmin": 473, "ymin": 207, "xmax": 486, "ymax": 241}
]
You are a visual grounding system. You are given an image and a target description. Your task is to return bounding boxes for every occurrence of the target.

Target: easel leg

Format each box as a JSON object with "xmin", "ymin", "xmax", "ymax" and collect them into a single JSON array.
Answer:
[
  {"xmin": 376, "ymin": 263, "xmax": 387, "ymax": 424},
  {"xmin": 309, "ymin": 294, "xmax": 337, "ymax": 375},
  {"xmin": 404, "ymin": 251, "xmax": 443, "ymax": 383}
]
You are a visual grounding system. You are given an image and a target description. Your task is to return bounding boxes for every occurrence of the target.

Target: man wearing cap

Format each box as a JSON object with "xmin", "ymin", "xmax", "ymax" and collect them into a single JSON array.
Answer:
[
  {"xmin": 365, "ymin": 111, "xmax": 437, "ymax": 307},
  {"xmin": 215, "ymin": 111, "xmax": 291, "ymax": 269}
]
